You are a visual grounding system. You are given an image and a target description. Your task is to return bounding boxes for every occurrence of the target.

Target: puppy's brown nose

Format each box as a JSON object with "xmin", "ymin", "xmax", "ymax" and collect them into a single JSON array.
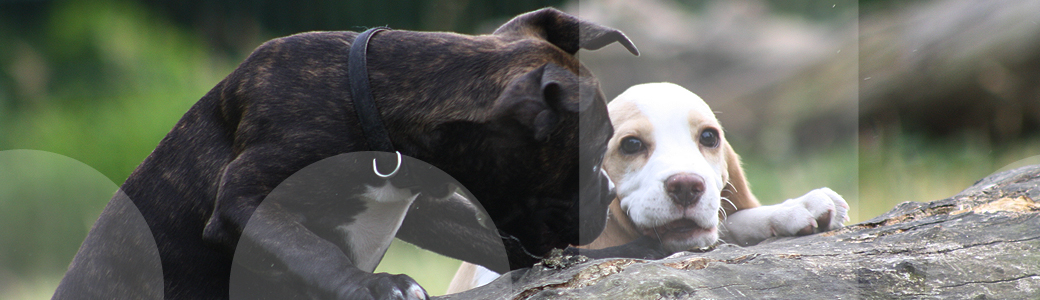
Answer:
[{"xmin": 665, "ymin": 173, "xmax": 705, "ymax": 207}]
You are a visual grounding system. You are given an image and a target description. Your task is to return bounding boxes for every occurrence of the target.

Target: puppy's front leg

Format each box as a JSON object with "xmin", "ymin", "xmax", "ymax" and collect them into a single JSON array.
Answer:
[
  {"xmin": 205, "ymin": 148, "xmax": 427, "ymax": 300},
  {"xmin": 721, "ymin": 188, "xmax": 849, "ymax": 246},
  {"xmin": 238, "ymin": 203, "xmax": 427, "ymax": 300}
]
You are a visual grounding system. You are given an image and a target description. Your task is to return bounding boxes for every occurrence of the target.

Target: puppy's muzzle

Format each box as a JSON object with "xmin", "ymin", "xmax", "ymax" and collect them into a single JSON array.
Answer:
[{"xmin": 665, "ymin": 173, "xmax": 704, "ymax": 207}]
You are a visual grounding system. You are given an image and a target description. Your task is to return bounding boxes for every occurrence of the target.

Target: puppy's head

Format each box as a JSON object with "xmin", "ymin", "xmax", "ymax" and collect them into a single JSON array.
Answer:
[
  {"xmin": 441, "ymin": 8, "xmax": 634, "ymax": 264},
  {"xmin": 604, "ymin": 82, "xmax": 752, "ymax": 253}
]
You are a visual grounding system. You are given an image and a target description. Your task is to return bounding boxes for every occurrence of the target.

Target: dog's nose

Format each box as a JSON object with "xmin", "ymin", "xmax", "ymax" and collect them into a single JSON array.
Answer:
[{"xmin": 665, "ymin": 173, "xmax": 705, "ymax": 207}]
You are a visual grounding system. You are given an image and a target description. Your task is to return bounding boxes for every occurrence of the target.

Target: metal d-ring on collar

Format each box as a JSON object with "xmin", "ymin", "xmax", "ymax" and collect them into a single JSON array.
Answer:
[
  {"xmin": 347, "ymin": 27, "xmax": 401, "ymax": 178},
  {"xmin": 373, "ymin": 151, "xmax": 402, "ymax": 178}
]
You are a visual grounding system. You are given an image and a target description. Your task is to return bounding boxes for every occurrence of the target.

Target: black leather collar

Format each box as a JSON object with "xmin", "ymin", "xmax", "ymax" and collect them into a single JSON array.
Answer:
[
  {"xmin": 348, "ymin": 27, "xmax": 406, "ymax": 178},
  {"xmin": 348, "ymin": 27, "xmax": 395, "ymax": 154}
]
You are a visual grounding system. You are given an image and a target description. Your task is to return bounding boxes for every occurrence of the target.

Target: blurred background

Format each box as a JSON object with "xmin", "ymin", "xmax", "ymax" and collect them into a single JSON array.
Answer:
[{"xmin": 1, "ymin": 0, "xmax": 1038, "ymax": 298}]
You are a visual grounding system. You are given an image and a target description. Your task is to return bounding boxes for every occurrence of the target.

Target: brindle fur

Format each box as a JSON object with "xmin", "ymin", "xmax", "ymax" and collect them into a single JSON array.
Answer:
[{"xmin": 54, "ymin": 8, "xmax": 638, "ymax": 300}]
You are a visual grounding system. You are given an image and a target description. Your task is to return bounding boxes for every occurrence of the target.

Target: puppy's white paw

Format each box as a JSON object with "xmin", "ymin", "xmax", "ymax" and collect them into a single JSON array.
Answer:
[{"xmin": 769, "ymin": 187, "xmax": 849, "ymax": 237}]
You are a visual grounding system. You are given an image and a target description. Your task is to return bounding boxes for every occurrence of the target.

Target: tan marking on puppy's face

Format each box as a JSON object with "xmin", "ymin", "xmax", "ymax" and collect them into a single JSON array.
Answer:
[{"xmin": 603, "ymin": 100, "xmax": 652, "ymax": 188}]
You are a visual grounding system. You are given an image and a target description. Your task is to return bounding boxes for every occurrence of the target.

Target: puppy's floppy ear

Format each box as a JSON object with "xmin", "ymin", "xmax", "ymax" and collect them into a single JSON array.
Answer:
[
  {"xmin": 494, "ymin": 7, "xmax": 639, "ymax": 56},
  {"xmin": 490, "ymin": 62, "xmax": 577, "ymax": 141},
  {"xmin": 720, "ymin": 140, "xmax": 761, "ymax": 216}
]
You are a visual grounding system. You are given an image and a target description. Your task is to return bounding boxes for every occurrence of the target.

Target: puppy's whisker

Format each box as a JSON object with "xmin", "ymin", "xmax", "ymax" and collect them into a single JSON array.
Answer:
[
  {"xmin": 724, "ymin": 180, "xmax": 737, "ymax": 194},
  {"xmin": 720, "ymin": 196, "xmax": 737, "ymax": 216},
  {"xmin": 717, "ymin": 205, "xmax": 729, "ymax": 221},
  {"xmin": 652, "ymin": 220, "xmax": 662, "ymax": 243},
  {"xmin": 717, "ymin": 199, "xmax": 729, "ymax": 221},
  {"xmin": 722, "ymin": 180, "xmax": 739, "ymax": 207}
]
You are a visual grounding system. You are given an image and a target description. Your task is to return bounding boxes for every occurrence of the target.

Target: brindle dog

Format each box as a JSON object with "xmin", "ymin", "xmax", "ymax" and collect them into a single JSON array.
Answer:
[{"xmin": 53, "ymin": 8, "xmax": 646, "ymax": 300}]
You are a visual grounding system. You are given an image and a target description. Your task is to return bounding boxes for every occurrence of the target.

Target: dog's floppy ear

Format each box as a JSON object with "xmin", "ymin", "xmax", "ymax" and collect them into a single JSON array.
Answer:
[
  {"xmin": 490, "ymin": 62, "xmax": 577, "ymax": 141},
  {"xmin": 494, "ymin": 7, "xmax": 639, "ymax": 56},
  {"xmin": 720, "ymin": 140, "xmax": 761, "ymax": 216}
]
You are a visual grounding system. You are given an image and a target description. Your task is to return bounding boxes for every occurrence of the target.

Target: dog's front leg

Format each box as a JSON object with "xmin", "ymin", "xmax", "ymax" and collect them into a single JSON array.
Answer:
[
  {"xmin": 721, "ymin": 187, "xmax": 849, "ymax": 246},
  {"xmin": 236, "ymin": 203, "xmax": 427, "ymax": 300},
  {"xmin": 203, "ymin": 148, "xmax": 427, "ymax": 300}
]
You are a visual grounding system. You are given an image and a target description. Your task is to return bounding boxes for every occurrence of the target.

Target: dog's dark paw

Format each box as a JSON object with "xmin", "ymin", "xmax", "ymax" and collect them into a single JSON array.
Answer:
[{"xmin": 337, "ymin": 273, "xmax": 428, "ymax": 300}]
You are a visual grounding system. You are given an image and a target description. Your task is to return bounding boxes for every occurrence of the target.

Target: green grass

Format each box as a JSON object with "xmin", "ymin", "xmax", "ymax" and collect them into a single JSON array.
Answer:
[
  {"xmin": 0, "ymin": 150, "xmax": 119, "ymax": 300},
  {"xmin": 859, "ymin": 132, "xmax": 1040, "ymax": 222},
  {"xmin": 739, "ymin": 141, "xmax": 862, "ymax": 221},
  {"xmin": 375, "ymin": 240, "xmax": 465, "ymax": 296}
]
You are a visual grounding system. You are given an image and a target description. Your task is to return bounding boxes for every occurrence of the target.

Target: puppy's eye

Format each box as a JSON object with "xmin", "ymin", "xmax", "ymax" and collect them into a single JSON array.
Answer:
[
  {"xmin": 619, "ymin": 137, "xmax": 645, "ymax": 154},
  {"xmin": 699, "ymin": 128, "xmax": 720, "ymax": 148}
]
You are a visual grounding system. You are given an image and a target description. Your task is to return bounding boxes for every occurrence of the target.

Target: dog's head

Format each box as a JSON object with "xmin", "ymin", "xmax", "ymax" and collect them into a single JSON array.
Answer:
[
  {"xmin": 445, "ymin": 8, "xmax": 634, "ymax": 261},
  {"xmin": 603, "ymin": 83, "xmax": 756, "ymax": 253},
  {"xmin": 356, "ymin": 8, "xmax": 634, "ymax": 266}
]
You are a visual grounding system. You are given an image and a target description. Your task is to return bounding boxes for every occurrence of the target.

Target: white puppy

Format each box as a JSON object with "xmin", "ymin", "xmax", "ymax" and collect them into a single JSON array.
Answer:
[
  {"xmin": 595, "ymin": 82, "xmax": 848, "ymax": 252},
  {"xmin": 447, "ymin": 82, "xmax": 849, "ymax": 292}
]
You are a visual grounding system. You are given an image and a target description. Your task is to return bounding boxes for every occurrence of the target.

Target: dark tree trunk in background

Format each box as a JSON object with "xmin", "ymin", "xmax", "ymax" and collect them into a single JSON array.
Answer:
[{"xmin": 438, "ymin": 165, "xmax": 1040, "ymax": 299}]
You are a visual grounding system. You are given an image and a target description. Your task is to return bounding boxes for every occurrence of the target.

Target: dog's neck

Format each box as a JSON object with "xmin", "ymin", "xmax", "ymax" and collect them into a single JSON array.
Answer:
[
  {"xmin": 357, "ymin": 31, "xmax": 553, "ymax": 171},
  {"xmin": 362, "ymin": 31, "xmax": 566, "ymax": 129}
]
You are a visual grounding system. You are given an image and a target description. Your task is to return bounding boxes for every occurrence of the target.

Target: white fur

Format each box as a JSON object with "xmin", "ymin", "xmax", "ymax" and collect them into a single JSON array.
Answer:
[{"xmin": 336, "ymin": 182, "xmax": 419, "ymax": 272}]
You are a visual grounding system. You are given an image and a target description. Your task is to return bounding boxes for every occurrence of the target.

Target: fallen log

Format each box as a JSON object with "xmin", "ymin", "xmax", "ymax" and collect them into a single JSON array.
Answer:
[{"xmin": 438, "ymin": 164, "xmax": 1040, "ymax": 299}]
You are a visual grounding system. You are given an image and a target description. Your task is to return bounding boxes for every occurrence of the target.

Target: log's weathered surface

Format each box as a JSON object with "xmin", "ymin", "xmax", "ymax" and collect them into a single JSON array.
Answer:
[{"xmin": 438, "ymin": 165, "xmax": 1040, "ymax": 299}]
